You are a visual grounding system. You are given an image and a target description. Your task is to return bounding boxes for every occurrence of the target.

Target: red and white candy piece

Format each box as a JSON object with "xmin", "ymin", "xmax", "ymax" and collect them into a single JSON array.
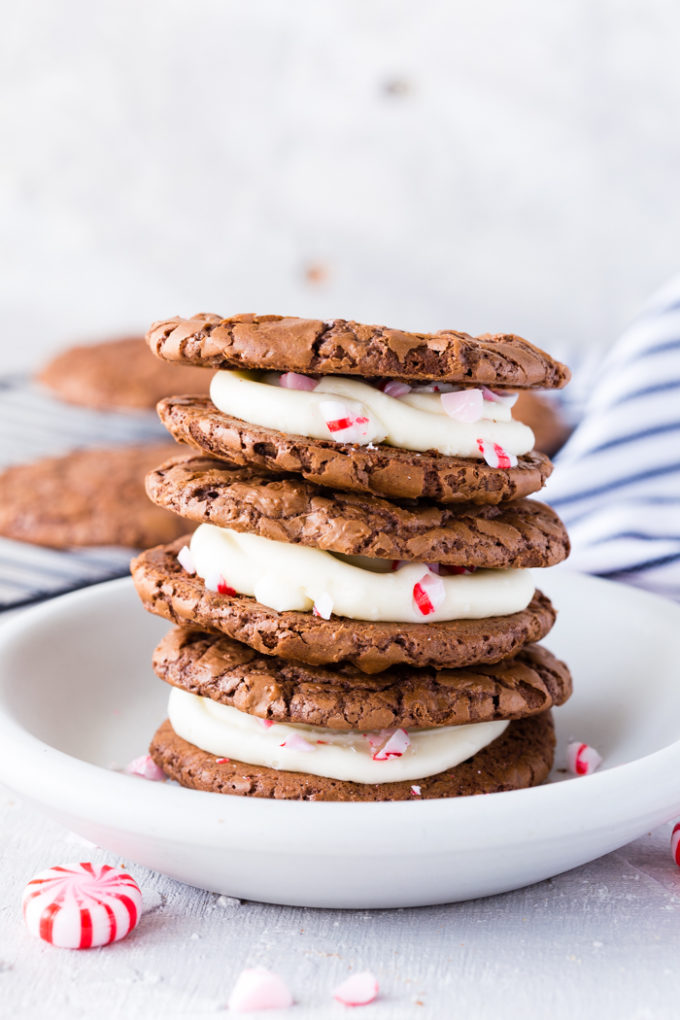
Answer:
[
  {"xmin": 124, "ymin": 754, "xmax": 165, "ymax": 782},
  {"xmin": 410, "ymin": 785, "xmax": 422, "ymax": 797},
  {"xmin": 278, "ymin": 372, "xmax": 318, "ymax": 391},
  {"xmin": 203, "ymin": 570, "xmax": 237, "ymax": 596},
  {"xmin": 279, "ymin": 733, "xmax": 315, "ymax": 753},
  {"xmin": 481, "ymin": 386, "xmax": 518, "ymax": 407},
  {"xmin": 333, "ymin": 971, "xmax": 379, "ymax": 1007},
  {"xmin": 319, "ymin": 399, "xmax": 372, "ymax": 443},
  {"xmin": 371, "ymin": 728, "xmax": 410, "ymax": 761},
  {"xmin": 671, "ymin": 823, "xmax": 680, "ymax": 868},
  {"xmin": 312, "ymin": 592, "xmax": 334, "ymax": 620},
  {"xmin": 412, "ymin": 571, "xmax": 445, "ymax": 616},
  {"xmin": 441, "ymin": 388, "xmax": 484, "ymax": 423},
  {"xmin": 567, "ymin": 741, "xmax": 603, "ymax": 776},
  {"xmin": 22, "ymin": 863, "xmax": 142, "ymax": 949},
  {"xmin": 476, "ymin": 438, "xmax": 518, "ymax": 469},
  {"xmin": 227, "ymin": 967, "xmax": 293, "ymax": 1012},
  {"xmin": 176, "ymin": 544, "xmax": 196, "ymax": 575}
]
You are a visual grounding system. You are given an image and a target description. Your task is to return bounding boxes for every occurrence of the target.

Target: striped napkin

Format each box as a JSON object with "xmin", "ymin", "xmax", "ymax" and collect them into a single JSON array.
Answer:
[{"xmin": 0, "ymin": 377, "xmax": 166, "ymax": 611}]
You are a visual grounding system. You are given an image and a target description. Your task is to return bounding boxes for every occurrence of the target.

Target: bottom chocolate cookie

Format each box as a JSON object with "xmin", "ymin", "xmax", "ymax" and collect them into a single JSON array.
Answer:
[{"xmin": 150, "ymin": 712, "xmax": 555, "ymax": 802}]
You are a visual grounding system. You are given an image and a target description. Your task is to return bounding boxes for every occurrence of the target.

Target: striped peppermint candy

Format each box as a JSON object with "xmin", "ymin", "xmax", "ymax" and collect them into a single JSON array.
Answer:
[
  {"xmin": 412, "ymin": 571, "xmax": 445, "ymax": 616},
  {"xmin": 476, "ymin": 438, "xmax": 518, "ymax": 469},
  {"xmin": 567, "ymin": 741, "xmax": 603, "ymax": 776},
  {"xmin": 22, "ymin": 863, "xmax": 142, "ymax": 949},
  {"xmin": 319, "ymin": 399, "xmax": 372, "ymax": 443},
  {"xmin": 671, "ymin": 823, "xmax": 680, "ymax": 868}
]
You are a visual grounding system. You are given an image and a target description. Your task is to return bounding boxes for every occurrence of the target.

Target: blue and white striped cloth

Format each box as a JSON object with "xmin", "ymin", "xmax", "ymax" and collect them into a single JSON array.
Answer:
[
  {"xmin": 543, "ymin": 273, "xmax": 680, "ymax": 601},
  {"xmin": 0, "ymin": 378, "xmax": 166, "ymax": 611}
]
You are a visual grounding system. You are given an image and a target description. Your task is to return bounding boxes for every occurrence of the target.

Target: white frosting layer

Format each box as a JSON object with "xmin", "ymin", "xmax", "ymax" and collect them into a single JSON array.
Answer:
[
  {"xmin": 168, "ymin": 688, "xmax": 509, "ymax": 783},
  {"xmin": 209, "ymin": 371, "xmax": 535, "ymax": 457},
  {"xmin": 189, "ymin": 524, "xmax": 535, "ymax": 623}
]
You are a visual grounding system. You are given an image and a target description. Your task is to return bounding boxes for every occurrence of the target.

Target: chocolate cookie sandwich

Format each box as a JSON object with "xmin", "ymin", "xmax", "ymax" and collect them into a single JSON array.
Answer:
[
  {"xmin": 148, "ymin": 313, "xmax": 569, "ymax": 504},
  {"xmin": 131, "ymin": 311, "xmax": 572, "ymax": 801},
  {"xmin": 147, "ymin": 629, "xmax": 569, "ymax": 801}
]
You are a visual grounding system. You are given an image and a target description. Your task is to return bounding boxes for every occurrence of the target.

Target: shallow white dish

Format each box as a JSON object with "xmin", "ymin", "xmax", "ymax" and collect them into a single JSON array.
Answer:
[{"xmin": 0, "ymin": 571, "xmax": 679, "ymax": 908}]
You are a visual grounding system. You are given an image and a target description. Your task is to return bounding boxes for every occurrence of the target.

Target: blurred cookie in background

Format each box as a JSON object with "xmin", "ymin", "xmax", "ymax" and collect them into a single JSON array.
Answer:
[
  {"xmin": 0, "ymin": 443, "xmax": 193, "ymax": 549},
  {"xmin": 513, "ymin": 391, "xmax": 571, "ymax": 457},
  {"xmin": 38, "ymin": 336, "xmax": 211, "ymax": 411}
]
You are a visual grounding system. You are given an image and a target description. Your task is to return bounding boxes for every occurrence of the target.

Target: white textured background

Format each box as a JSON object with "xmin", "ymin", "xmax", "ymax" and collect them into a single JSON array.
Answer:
[{"xmin": 2, "ymin": 0, "xmax": 680, "ymax": 370}]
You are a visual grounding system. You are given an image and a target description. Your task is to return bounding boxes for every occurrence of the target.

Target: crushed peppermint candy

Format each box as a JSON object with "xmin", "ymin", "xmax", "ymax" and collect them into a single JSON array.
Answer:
[
  {"xmin": 372, "ymin": 729, "xmax": 411, "ymax": 761},
  {"xmin": 382, "ymin": 380, "xmax": 412, "ymax": 398},
  {"xmin": 410, "ymin": 785, "xmax": 422, "ymax": 797},
  {"xmin": 124, "ymin": 755, "xmax": 165, "ymax": 782},
  {"xmin": 260, "ymin": 718, "xmax": 274, "ymax": 729},
  {"xmin": 312, "ymin": 592, "xmax": 334, "ymax": 620},
  {"xmin": 280, "ymin": 733, "xmax": 315, "ymax": 753},
  {"xmin": 476, "ymin": 438, "xmax": 518, "ymax": 469},
  {"xmin": 567, "ymin": 741, "xmax": 603, "ymax": 776},
  {"xmin": 319, "ymin": 398, "xmax": 371, "ymax": 442},
  {"xmin": 441, "ymin": 388, "xmax": 484, "ymax": 423},
  {"xmin": 203, "ymin": 570, "xmax": 236, "ymax": 595},
  {"xmin": 412, "ymin": 572, "xmax": 445, "ymax": 616},
  {"xmin": 227, "ymin": 967, "xmax": 293, "ymax": 1013},
  {"xmin": 332, "ymin": 971, "xmax": 379, "ymax": 1007},
  {"xmin": 278, "ymin": 371, "xmax": 318, "ymax": 390},
  {"xmin": 176, "ymin": 545, "xmax": 196, "ymax": 575},
  {"xmin": 410, "ymin": 382, "xmax": 458, "ymax": 394},
  {"xmin": 215, "ymin": 757, "xmax": 230, "ymax": 764},
  {"xmin": 671, "ymin": 823, "xmax": 680, "ymax": 868},
  {"xmin": 481, "ymin": 386, "xmax": 518, "ymax": 407}
]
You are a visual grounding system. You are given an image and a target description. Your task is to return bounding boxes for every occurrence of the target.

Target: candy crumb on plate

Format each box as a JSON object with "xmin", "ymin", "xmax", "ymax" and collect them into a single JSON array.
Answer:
[
  {"xmin": 567, "ymin": 741, "xmax": 603, "ymax": 776},
  {"xmin": 671, "ymin": 822, "xmax": 680, "ymax": 867},
  {"xmin": 22, "ymin": 863, "xmax": 142, "ymax": 949},
  {"xmin": 124, "ymin": 754, "xmax": 166, "ymax": 781},
  {"xmin": 332, "ymin": 971, "xmax": 380, "ymax": 1007},
  {"xmin": 227, "ymin": 967, "xmax": 293, "ymax": 1012}
]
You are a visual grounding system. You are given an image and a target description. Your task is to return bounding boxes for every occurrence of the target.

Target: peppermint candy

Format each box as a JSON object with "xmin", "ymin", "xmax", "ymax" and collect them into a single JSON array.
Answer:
[
  {"xmin": 22, "ymin": 863, "xmax": 142, "ymax": 949},
  {"xmin": 410, "ymin": 382, "xmax": 458, "ymax": 393},
  {"xmin": 332, "ymin": 971, "xmax": 379, "ymax": 1007},
  {"xmin": 382, "ymin": 380, "xmax": 411, "ymax": 398},
  {"xmin": 123, "ymin": 754, "xmax": 165, "ymax": 782},
  {"xmin": 280, "ymin": 733, "xmax": 315, "ymax": 752},
  {"xmin": 671, "ymin": 823, "xmax": 680, "ymax": 868},
  {"xmin": 476, "ymin": 438, "xmax": 518, "ymax": 469},
  {"xmin": 441, "ymin": 388, "xmax": 484, "ymax": 423},
  {"xmin": 371, "ymin": 729, "xmax": 410, "ymax": 761},
  {"xmin": 410, "ymin": 785, "xmax": 422, "ymax": 797},
  {"xmin": 312, "ymin": 593, "xmax": 334, "ymax": 620},
  {"xmin": 278, "ymin": 372, "xmax": 318, "ymax": 391},
  {"xmin": 176, "ymin": 545, "xmax": 196, "ymax": 575},
  {"xmin": 567, "ymin": 741, "xmax": 603, "ymax": 776},
  {"xmin": 203, "ymin": 571, "xmax": 236, "ymax": 596},
  {"xmin": 228, "ymin": 967, "xmax": 293, "ymax": 1012},
  {"xmin": 412, "ymin": 572, "xmax": 445, "ymax": 616},
  {"xmin": 320, "ymin": 399, "xmax": 372, "ymax": 443},
  {"xmin": 481, "ymin": 386, "xmax": 518, "ymax": 407}
]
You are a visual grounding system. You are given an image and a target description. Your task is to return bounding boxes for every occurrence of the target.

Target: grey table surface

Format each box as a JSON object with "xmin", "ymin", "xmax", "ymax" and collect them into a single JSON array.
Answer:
[{"xmin": 2, "ymin": 785, "xmax": 679, "ymax": 1020}]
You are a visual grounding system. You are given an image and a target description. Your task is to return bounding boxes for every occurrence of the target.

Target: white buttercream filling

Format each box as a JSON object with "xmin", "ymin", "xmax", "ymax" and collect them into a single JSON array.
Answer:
[
  {"xmin": 189, "ymin": 523, "xmax": 535, "ymax": 623},
  {"xmin": 168, "ymin": 688, "xmax": 509, "ymax": 783},
  {"xmin": 209, "ymin": 371, "xmax": 535, "ymax": 457}
]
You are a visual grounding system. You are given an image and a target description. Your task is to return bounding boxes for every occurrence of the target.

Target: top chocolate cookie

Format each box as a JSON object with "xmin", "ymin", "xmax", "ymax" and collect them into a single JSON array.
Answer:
[{"xmin": 146, "ymin": 314, "xmax": 570, "ymax": 389}]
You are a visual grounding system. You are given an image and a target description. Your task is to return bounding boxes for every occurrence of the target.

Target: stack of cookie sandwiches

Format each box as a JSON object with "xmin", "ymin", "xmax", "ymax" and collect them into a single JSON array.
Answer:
[{"xmin": 131, "ymin": 314, "xmax": 572, "ymax": 801}]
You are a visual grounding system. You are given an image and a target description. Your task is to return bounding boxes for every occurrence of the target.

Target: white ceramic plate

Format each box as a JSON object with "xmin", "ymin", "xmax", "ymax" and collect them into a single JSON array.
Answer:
[{"xmin": 0, "ymin": 571, "xmax": 679, "ymax": 908}]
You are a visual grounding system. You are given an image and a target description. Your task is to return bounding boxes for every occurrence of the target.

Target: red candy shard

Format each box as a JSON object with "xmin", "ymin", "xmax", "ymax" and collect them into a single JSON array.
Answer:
[
  {"xmin": 332, "ymin": 971, "xmax": 380, "ymax": 1007},
  {"xmin": 476, "ymin": 438, "xmax": 518, "ymax": 469},
  {"xmin": 567, "ymin": 741, "xmax": 603, "ymax": 776},
  {"xmin": 372, "ymin": 728, "xmax": 411, "ymax": 761},
  {"xmin": 412, "ymin": 572, "xmax": 445, "ymax": 616},
  {"xmin": 217, "ymin": 577, "xmax": 236, "ymax": 596},
  {"xmin": 124, "ymin": 754, "xmax": 165, "ymax": 782},
  {"xmin": 671, "ymin": 823, "xmax": 680, "ymax": 868}
]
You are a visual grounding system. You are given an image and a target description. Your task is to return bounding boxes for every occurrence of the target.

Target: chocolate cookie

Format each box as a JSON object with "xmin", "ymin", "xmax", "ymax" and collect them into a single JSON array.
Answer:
[
  {"xmin": 131, "ymin": 539, "xmax": 556, "ymax": 673},
  {"xmin": 38, "ymin": 336, "xmax": 210, "ymax": 411},
  {"xmin": 154, "ymin": 628, "xmax": 572, "ymax": 729},
  {"xmin": 157, "ymin": 397, "xmax": 553, "ymax": 505},
  {"xmin": 0, "ymin": 444, "xmax": 193, "ymax": 549},
  {"xmin": 146, "ymin": 452, "xmax": 570, "ymax": 569},
  {"xmin": 149, "ymin": 711, "xmax": 556, "ymax": 800},
  {"xmin": 147, "ymin": 314, "xmax": 570, "ymax": 389}
]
